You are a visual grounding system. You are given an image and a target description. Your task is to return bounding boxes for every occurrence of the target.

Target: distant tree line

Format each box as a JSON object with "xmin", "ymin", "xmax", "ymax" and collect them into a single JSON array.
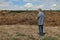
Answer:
[{"xmin": 0, "ymin": 10, "xmax": 60, "ymax": 13}]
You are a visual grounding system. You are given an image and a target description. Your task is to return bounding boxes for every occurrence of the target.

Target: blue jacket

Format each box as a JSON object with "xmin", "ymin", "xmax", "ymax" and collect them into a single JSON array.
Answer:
[{"xmin": 37, "ymin": 12, "xmax": 44, "ymax": 25}]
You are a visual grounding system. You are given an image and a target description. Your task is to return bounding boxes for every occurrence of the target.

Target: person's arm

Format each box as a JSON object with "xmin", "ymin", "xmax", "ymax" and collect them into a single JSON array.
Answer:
[{"xmin": 36, "ymin": 14, "xmax": 40, "ymax": 20}]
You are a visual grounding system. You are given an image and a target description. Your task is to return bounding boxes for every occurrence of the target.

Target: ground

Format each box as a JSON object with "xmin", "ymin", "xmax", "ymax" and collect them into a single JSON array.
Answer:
[
  {"xmin": 0, "ymin": 11, "xmax": 60, "ymax": 26},
  {"xmin": 0, "ymin": 25, "xmax": 60, "ymax": 40}
]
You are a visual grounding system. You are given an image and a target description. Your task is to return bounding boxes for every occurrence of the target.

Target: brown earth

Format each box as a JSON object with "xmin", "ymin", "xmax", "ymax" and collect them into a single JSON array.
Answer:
[{"xmin": 0, "ymin": 11, "xmax": 60, "ymax": 26}]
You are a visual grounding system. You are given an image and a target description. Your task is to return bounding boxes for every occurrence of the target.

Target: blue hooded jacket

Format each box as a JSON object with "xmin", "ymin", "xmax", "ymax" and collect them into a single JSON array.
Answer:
[{"xmin": 37, "ymin": 12, "xmax": 44, "ymax": 25}]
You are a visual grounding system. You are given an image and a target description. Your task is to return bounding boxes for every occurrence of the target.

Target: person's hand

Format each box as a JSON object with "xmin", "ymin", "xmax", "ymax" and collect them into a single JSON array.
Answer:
[{"xmin": 36, "ymin": 17, "xmax": 37, "ymax": 19}]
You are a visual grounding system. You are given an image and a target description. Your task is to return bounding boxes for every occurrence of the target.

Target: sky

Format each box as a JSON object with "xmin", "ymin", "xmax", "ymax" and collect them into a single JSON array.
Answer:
[{"xmin": 0, "ymin": 0, "xmax": 60, "ymax": 10}]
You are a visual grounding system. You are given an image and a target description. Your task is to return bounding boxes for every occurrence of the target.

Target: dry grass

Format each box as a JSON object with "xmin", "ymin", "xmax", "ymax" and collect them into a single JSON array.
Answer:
[
  {"xmin": 0, "ymin": 25, "xmax": 60, "ymax": 40},
  {"xmin": 0, "ymin": 11, "xmax": 60, "ymax": 26},
  {"xmin": 0, "ymin": 11, "xmax": 60, "ymax": 40}
]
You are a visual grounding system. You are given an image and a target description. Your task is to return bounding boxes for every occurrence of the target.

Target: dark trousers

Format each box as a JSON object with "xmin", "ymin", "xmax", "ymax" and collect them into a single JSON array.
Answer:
[{"xmin": 38, "ymin": 25, "xmax": 43, "ymax": 36}]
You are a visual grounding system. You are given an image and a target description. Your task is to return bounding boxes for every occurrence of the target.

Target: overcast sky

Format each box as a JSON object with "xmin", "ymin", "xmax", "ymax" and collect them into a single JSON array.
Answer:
[{"xmin": 0, "ymin": 0, "xmax": 60, "ymax": 10}]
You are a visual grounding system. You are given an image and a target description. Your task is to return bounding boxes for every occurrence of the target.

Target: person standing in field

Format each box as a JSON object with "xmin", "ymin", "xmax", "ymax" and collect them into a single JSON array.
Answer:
[{"xmin": 36, "ymin": 9, "xmax": 44, "ymax": 36}]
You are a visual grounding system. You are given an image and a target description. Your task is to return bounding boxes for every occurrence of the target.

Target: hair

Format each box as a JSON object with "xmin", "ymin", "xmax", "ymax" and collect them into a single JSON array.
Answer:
[{"xmin": 38, "ymin": 8, "xmax": 42, "ymax": 12}]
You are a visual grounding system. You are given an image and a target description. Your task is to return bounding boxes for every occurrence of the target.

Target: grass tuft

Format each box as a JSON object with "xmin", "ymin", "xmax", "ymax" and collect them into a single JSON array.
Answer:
[
  {"xmin": 42, "ymin": 36, "xmax": 58, "ymax": 40},
  {"xmin": 55, "ymin": 34, "xmax": 60, "ymax": 38},
  {"xmin": 28, "ymin": 35, "xmax": 35, "ymax": 40},
  {"xmin": 16, "ymin": 32, "xmax": 26, "ymax": 36},
  {"xmin": 12, "ymin": 37, "xmax": 18, "ymax": 40}
]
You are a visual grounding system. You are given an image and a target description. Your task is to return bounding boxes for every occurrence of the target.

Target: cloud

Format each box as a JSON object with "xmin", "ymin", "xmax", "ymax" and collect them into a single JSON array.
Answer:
[
  {"xmin": 51, "ymin": 4, "xmax": 57, "ymax": 10},
  {"xmin": 36, "ymin": 5, "xmax": 45, "ymax": 9},
  {"xmin": 0, "ymin": 0, "xmax": 60, "ymax": 10},
  {"xmin": 0, "ymin": 1, "xmax": 46, "ymax": 10},
  {"xmin": 12, "ymin": 0, "xmax": 20, "ymax": 1},
  {"xmin": 24, "ymin": 3, "xmax": 33, "ymax": 8},
  {"xmin": 23, "ymin": 3, "xmax": 45, "ymax": 10},
  {"xmin": 9, "ymin": 3, "xmax": 45, "ymax": 10},
  {"xmin": 52, "ymin": 4, "xmax": 56, "ymax": 7},
  {"xmin": 0, "ymin": 0, "xmax": 13, "ymax": 10},
  {"xmin": 23, "ymin": 0, "xmax": 40, "ymax": 2},
  {"xmin": 52, "ymin": 3, "xmax": 60, "ymax": 10},
  {"xmin": 0, "ymin": 2, "xmax": 11, "ymax": 6},
  {"xmin": 0, "ymin": 0, "xmax": 5, "ymax": 3}
]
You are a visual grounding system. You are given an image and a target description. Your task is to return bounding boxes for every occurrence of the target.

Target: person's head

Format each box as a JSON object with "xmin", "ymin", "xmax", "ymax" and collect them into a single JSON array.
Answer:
[{"xmin": 38, "ymin": 8, "xmax": 42, "ymax": 12}]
